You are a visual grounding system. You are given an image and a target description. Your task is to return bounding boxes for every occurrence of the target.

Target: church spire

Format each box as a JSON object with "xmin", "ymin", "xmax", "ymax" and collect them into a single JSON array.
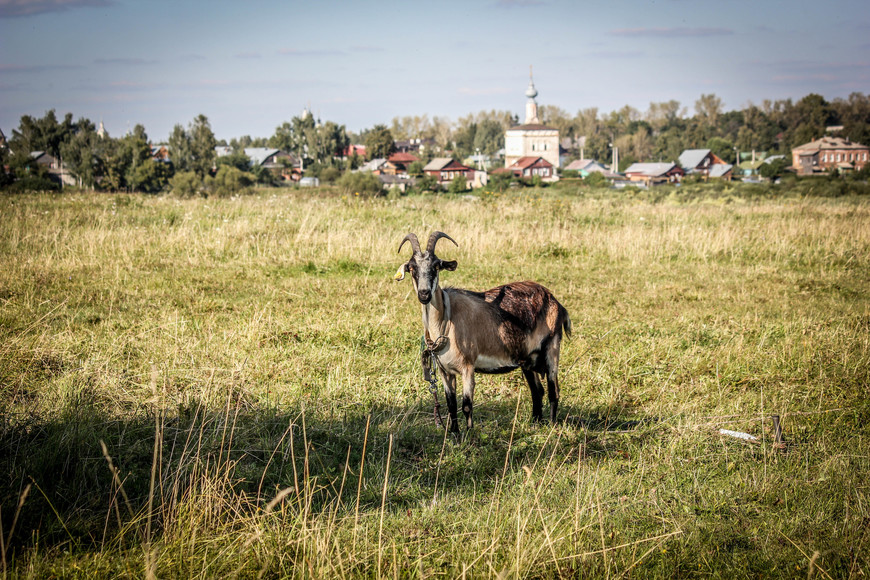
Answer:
[{"xmin": 524, "ymin": 66, "xmax": 540, "ymax": 124}]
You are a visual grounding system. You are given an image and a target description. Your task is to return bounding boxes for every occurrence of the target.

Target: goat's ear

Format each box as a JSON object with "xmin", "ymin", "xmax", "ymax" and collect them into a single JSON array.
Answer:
[
  {"xmin": 440, "ymin": 260, "xmax": 458, "ymax": 272},
  {"xmin": 393, "ymin": 262, "xmax": 408, "ymax": 281}
]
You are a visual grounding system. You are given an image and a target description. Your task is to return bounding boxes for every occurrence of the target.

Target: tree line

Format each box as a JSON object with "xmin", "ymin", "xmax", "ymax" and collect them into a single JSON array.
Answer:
[
  {"xmin": 1, "ymin": 91, "xmax": 868, "ymax": 192},
  {"xmin": 385, "ymin": 93, "xmax": 870, "ymax": 170}
]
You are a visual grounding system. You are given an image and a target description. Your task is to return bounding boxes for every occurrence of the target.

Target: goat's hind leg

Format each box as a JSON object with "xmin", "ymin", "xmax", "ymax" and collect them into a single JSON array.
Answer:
[
  {"xmin": 522, "ymin": 368, "xmax": 545, "ymax": 422},
  {"xmin": 544, "ymin": 338, "xmax": 562, "ymax": 423}
]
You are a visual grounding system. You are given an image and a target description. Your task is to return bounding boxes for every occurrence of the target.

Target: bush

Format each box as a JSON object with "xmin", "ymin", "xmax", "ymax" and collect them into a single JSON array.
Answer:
[
  {"xmin": 336, "ymin": 171, "xmax": 383, "ymax": 196},
  {"xmin": 4, "ymin": 176, "xmax": 60, "ymax": 193},
  {"xmin": 488, "ymin": 172, "xmax": 514, "ymax": 192},
  {"xmin": 319, "ymin": 167, "xmax": 341, "ymax": 184},
  {"xmin": 448, "ymin": 174, "xmax": 468, "ymax": 194},
  {"xmin": 169, "ymin": 171, "xmax": 204, "ymax": 197},
  {"xmin": 583, "ymin": 172, "xmax": 608, "ymax": 188},
  {"xmin": 415, "ymin": 174, "xmax": 439, "ymax": 192},
  {"xmin": 205, "ymin": 165, "xmax": 255, "ymax": 197},
  {"xmin": 758, "ymin": 158, "xmax": 789, "ymax": 181}
]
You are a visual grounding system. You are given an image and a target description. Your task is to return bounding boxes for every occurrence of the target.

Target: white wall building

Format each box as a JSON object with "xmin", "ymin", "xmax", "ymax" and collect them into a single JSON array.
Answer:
[{"xmin": 504, "ymin": 71, "xmax": 560, "ymax": 169}]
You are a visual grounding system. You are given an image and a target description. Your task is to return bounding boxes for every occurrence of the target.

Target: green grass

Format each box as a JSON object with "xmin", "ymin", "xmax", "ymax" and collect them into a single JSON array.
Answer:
[{"xmin": 1, "ymin": 186, "xmax": 869, "ymax": 578}]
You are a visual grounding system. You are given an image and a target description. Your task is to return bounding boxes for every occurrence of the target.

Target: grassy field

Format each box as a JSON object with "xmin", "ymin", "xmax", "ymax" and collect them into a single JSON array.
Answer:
[{"xmin": 1, "ymin": 185, "xmax": 869, "ymax": 578}]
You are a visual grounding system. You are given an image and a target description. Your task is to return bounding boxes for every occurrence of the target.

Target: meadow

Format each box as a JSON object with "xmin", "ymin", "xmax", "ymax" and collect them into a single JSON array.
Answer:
[{"xmin": 1, "ymin": 184, "xmax": 868, "ymax": 578}]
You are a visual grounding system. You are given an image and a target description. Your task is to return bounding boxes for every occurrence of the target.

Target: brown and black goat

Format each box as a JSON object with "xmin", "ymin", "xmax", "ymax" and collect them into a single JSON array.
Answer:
[{"xmin": 395, "ymin": 231, "xmax": 572, "ymax": 433}]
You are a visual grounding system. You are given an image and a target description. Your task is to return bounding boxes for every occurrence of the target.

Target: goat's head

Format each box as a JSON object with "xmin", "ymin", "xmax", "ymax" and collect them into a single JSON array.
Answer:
[{"xmin": 395, "ymin": 231, "xmax": 458, "ymax": 305}]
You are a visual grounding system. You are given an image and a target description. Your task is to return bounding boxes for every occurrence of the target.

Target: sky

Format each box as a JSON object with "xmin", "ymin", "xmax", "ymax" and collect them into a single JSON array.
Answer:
[{"xmin": 1, "ymin": 0, "xmax": 868, "ymax": 143}]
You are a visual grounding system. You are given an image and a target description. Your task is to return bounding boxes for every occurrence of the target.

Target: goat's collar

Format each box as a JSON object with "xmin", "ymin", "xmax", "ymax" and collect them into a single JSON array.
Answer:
[{"xmin": 423, "ymin": 289, "xmax": 450, "ymax": 355}]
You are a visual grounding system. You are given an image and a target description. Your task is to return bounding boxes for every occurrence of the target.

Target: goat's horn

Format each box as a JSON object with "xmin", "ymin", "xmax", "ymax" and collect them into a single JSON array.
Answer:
[
  {"xmin": 398, "ymin": 232, "xmax": 422, "ymax": 254},
  {"xmin": 426, "ymin": 231, "xmax": 458, "ymax": 254}
]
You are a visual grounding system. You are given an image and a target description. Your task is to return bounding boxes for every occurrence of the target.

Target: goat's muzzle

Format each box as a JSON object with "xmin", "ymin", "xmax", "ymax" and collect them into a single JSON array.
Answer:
[{"xmin": 417, "ymin": 289, "xmax": 432, "ymax": 304}]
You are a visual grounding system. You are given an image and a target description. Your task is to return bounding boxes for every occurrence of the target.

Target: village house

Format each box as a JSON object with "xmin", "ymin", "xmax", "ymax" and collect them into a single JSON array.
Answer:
[
  {"xmin": 29, "ymin": 151, "xmax": 75, "ymax": 186},
  {"xmin": 679, "ymin": 149, "xmax": 732, "ymax": 179},
  {"xmin": 423, "ymin": 157, "xmax": 477, "ymax": 189},
  {"xmin": 383, "ymin": 152, "xmax": 419, "ymax": 175},
  {"xmin": 623, "ymin": 162, "xmax": 685, "ymax": 185},
  {"xmin": 791, "ymin": 136, "xmax": 869, "ymax": 175},
  {"xmin": 503, "ymin": 156, "xmax": 556, "ymax": 181},
  {"xmin": 394, "ymin": 138, "xmax": 435, "ymax": 154},
  {"xmin": 215, "ymin": 147, "xmax": 302, "ymax": 181},
  {"xmin": 358, "ymin": 158, "xmax": 387, "ymax": 174},
  {"xmin": 563, "ymin": 158, "xmax": 621, "ymax": 179},
  {"xmin": 378, "ymin": 173, "xmax": 416, "ymax": 193},
  {"xmin": 151, "ymin": 145, "xmax": 170, "ymax": 163},
  {"xmin": 342, "ymin": 144, "xmax": 367, "ymax": 159}
]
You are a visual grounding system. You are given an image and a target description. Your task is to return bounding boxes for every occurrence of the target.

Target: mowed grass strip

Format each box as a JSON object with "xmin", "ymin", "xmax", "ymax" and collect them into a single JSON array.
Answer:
[{"xmin": 0, "ymin": 188, "xmax": 868, "ymax": 578}]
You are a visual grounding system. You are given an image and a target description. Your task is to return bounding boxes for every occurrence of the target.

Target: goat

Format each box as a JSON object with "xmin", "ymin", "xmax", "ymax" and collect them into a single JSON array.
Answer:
[{"xmin": 395, "ymin": 231, "xmax": 571, "ymax": 433}]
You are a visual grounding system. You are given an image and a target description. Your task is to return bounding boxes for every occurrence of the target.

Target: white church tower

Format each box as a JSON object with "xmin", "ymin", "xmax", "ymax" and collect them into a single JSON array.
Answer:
[{"xmin": 504, "ymin": 67, "xmax": 560, "ymax": 169}]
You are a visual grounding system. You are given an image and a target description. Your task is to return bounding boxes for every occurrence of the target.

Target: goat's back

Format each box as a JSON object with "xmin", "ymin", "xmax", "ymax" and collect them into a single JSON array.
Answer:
[{"xmin": 448, "ymin": 281, "xmax": 570, "ymax": 354}]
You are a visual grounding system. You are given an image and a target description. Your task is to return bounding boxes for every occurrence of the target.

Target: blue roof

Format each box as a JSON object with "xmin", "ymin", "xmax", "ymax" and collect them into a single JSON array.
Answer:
[
  {"xmin": 708, "ymin": 164, "xmax": 733, "ymax": 178},
  {"xmin": 244, "ymin": 148, "xmax": 280, "ymax": 166},
  {"xmin": 679, "ymin": 149, "xmax": 711, "ymax": 170}
]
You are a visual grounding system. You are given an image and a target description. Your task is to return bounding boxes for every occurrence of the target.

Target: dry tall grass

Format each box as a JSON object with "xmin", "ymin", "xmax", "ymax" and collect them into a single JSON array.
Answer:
[{"xmin": 1, "ymin": 188, "xmax": 868, "ymax": 578}]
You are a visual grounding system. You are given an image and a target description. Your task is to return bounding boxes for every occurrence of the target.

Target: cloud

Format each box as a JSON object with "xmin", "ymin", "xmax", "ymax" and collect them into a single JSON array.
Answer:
[
  {"xmin": 609, "ymin": 27, "xmax": 734, "ymax": 38},
  {"xmin": 94, "ymin": 57, "xmax": 158, "ymax": 66},
  {"xmin": 0, "ymin": 0, "xmax": 114, "ymax": 18},
  {"xmin": 0, "ymin": 62, "xmax": 80, "ymax": 73},
  {"xmin": 771, "ymin": 73, "xmax": 840, "ymax": 83},
  {"xmin": 108, "ymin": 80, "xmax": 165, "ymax": 90},
  {"xmin": 277, "ymin": 48, "xmax": 345, "ymax": 57},
  {"xmin": 587, "ymin": 50, "xmax": 645, "ymax": 59},
  {"xmin": 235, "ymin": 52, "xmax": 262, "ymax": 59}
]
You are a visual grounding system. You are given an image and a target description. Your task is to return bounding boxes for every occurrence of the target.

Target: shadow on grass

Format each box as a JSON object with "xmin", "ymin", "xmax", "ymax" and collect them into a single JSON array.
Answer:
[{"xmin": 0, "ymin": 388, "xmax": 655, "ymax": 553}]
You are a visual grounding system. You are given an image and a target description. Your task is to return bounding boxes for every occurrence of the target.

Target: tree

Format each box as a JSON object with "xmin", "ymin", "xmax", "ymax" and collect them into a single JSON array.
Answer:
[
  {"xmin": 695, "ymin": 93, "xmax": 723, "ymax": 127},
  {"xmin": 365, "ymin": 125, "xmax": 395, "ymax": 160},
  {"xmin": 60, "ymin": 118, "xmax": 101, "ymax": 187},
  {"xmin": 453, "ymin": 122, "xmax": 477, "ymax": 158},
  {"xmin": 407, "ymin": 160, "xmax": 424, "ymax": 177},
  {"xmin": 472, "ymin": 119, "xmax": 504, "ymax": 156},
  {"xmin": 645, "ymin": 100, "xmax": 684, "ymax": 131},
  {"xmin": 129, "ymin": 159, "xmax": 172, "ymax": 193},
  {"xmin": 706, "ymin": 137, "xmax": 735, "ymax": 164},
  {"xmin": 758, "ymin": 157, "xmax": 789, "ymax": 180},
  {"xmin": 189, "ymin": 114, "xmax": 217, "ymax": 177},
  {"xmin": 168, "ymin": 124, "xmax": 192, "ymax": 173},
  {"xmin": 539, "ymin": 105, "xmax": 575, "ymax": 137},
  {"xmin": 311, "ymin": 120, "xmax": 349, "ymax": 166},
  {"xmin": 270, "ymin": 115, "xmax": 348, "ymax": 168},
  {"xmin": 216, "ymin": 149, "xmax": 252, "ymax": 172},
  {"xmin": 9, "ymin": 109, "xmax": 75, "ymax": 160}
]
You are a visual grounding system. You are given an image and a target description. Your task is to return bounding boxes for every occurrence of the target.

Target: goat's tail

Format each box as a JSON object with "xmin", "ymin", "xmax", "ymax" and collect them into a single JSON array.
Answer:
[{"xmin": 559, "ymin": 304, "xmax": 572, "ymax": 339}]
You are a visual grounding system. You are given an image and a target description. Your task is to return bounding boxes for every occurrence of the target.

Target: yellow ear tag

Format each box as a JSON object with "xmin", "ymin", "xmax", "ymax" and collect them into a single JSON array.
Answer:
[{"xmin": 393, "ymin": 264, "xmax": 406, "ymax": 281}]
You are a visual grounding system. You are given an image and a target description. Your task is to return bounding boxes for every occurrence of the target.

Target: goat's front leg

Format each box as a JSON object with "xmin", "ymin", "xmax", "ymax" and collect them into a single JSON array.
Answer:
[
  {"xmin": 460, "ymin": 368, "xmax": 476, "ymax": 430},
  {"xmin": 440, "ymin": 372, "xmax": 460, "ymax": 434}
]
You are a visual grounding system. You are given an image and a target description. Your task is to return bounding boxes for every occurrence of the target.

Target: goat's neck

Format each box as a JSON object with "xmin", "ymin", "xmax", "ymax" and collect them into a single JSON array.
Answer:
[{"xmin": 421, "ymin": 286, "xmax": 450, "ymax": 341}]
